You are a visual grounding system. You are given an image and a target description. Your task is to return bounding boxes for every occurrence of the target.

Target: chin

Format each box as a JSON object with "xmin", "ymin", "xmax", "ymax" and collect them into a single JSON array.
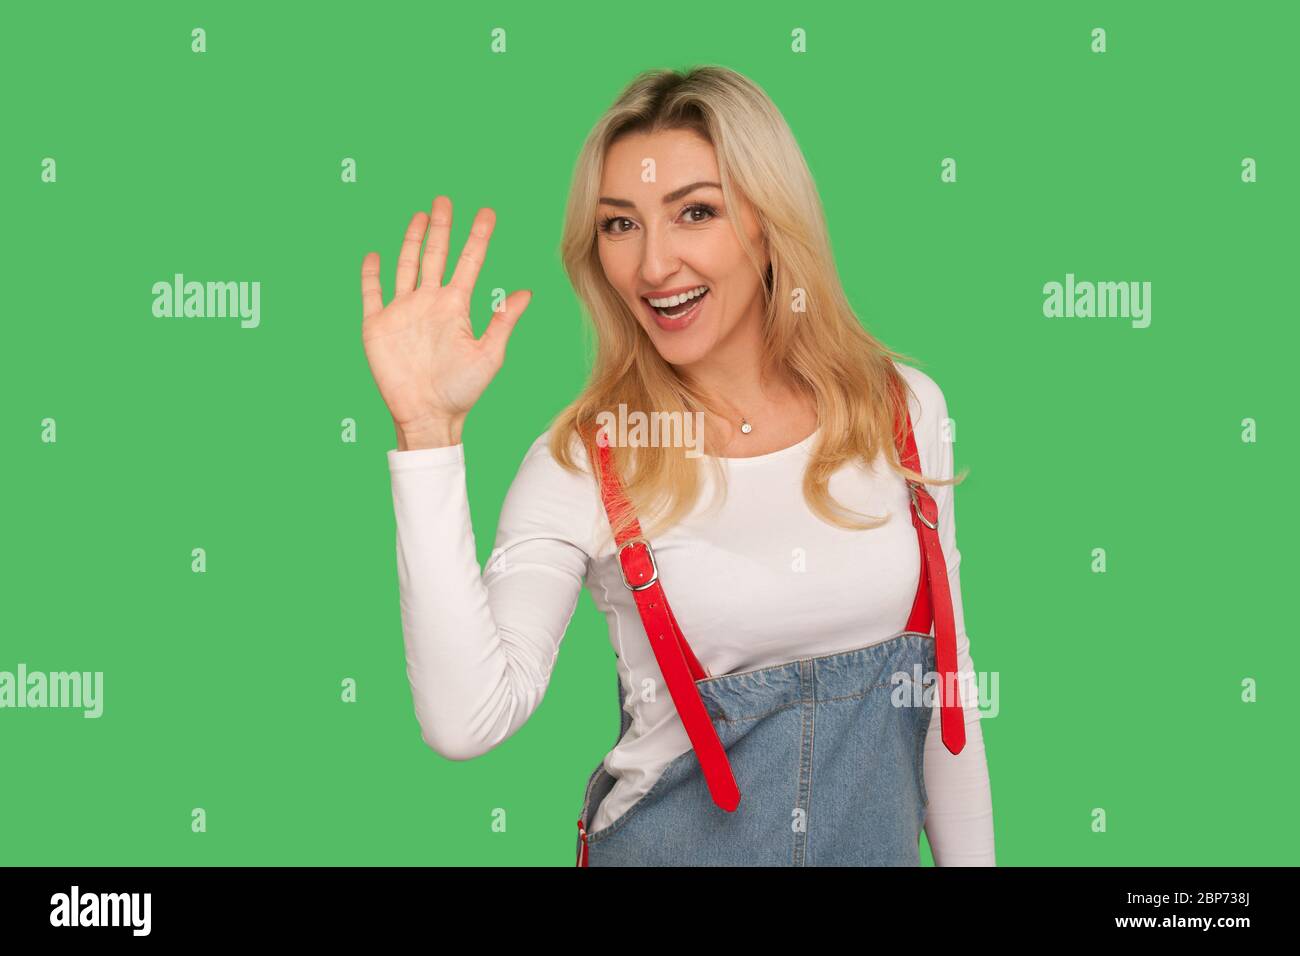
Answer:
[{"xmin": 640, "ymin": 323, "xmax": 716, "ymax": 367}]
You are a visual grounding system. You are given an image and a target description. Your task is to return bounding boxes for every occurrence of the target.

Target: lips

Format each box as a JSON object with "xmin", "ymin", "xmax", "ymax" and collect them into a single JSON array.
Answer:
[{"xmin": 641, "ymin": 287, "xmax": 709, "ymax": 332}]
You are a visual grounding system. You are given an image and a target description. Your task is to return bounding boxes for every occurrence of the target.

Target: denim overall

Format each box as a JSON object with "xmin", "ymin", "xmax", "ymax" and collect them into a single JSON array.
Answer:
[
  {"xmin": 573, "ymin": 380, "xmax": 962, "ymax": 867},
  {"xmin": 576, "ymin": 632, "xmax": 936, "ymax": 866}
]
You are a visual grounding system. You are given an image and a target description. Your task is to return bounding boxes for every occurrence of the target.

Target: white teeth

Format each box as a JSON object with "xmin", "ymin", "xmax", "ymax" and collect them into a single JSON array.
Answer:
[{"xmin": 646, "ymin": 285, "xmax": 708, "ymax": 308}]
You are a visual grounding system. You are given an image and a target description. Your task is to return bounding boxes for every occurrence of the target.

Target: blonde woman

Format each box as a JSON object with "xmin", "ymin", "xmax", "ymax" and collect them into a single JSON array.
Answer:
[{"xmin": 361, "ymin": 66, "xmax": 995, "ymax": 866}]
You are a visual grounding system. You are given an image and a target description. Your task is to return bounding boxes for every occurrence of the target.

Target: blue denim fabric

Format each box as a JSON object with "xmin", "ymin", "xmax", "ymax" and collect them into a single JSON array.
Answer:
[{"xmin": 577, "ymin": 630, "xmax": 936, "ymax": 866}]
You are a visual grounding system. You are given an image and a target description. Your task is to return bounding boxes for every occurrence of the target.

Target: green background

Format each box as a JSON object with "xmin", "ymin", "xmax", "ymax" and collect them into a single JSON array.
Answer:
[{"xmin": 2, "ymin": 0, "xmax": 1295, "ymax": 865}]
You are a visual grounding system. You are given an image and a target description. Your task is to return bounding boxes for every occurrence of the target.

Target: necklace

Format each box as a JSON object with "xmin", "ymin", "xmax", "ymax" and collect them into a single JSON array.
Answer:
[{"xmin": 740, "ymin": 417, "xmax": 752, "ymax": 434}]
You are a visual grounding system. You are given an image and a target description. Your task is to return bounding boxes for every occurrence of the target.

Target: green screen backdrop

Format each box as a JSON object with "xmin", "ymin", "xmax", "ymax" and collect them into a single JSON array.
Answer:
[{"xmin": 2, "ymin": 0, "xmax": 1295, "ymax": 866}]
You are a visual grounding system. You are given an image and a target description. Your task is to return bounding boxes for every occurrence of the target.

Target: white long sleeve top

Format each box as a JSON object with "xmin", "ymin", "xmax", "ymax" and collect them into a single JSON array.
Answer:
[{"xmin": 387, "ymin": 362, "xmax": 996, "ymax": 865}]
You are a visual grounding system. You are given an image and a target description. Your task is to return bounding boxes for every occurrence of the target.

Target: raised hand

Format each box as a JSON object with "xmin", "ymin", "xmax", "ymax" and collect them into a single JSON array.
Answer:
[{"xmin": 360, "ymin": 196, "xmax": 532, "ymax": 448}]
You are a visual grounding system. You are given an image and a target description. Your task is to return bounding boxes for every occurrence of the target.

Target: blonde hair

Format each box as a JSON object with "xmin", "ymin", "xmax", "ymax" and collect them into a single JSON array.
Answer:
[{"xmin": 549, "ymin": 65, "xmax": 967, "ymax": 545}]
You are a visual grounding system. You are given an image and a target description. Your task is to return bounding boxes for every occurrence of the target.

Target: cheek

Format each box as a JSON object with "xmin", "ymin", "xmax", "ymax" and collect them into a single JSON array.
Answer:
[
  {"xmin": 702, "ymin": 239, "xmax": 750, "ymax": 287},
  {"xmin": 598, "ymin": 243, "xmax": 636, "ymax": 294}
]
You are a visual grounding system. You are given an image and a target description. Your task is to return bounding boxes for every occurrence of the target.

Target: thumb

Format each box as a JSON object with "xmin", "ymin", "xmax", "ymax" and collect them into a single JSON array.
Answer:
[{"xmin": 479, "ymin": 289, "xmax": 532, "ymax": 362}]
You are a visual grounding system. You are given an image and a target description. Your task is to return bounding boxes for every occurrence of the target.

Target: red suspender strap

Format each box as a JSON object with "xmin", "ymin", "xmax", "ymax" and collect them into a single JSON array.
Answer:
[
  {"xmin": 895, "ymin": 382, "xmax": 967, "ymax": 756},
  {"xmin": 576, "ymin": 818, "xmax": 588, "ymax": 867},
  {"xmin": 591, "ymin": 433, "xmax": 742, "ymax": 815}
]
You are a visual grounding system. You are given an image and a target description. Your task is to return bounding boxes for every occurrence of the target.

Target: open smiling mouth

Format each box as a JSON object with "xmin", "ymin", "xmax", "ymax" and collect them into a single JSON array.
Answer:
[{"xmin": 641, "ymin": 285, "xmax": 710, "ymax": 329}]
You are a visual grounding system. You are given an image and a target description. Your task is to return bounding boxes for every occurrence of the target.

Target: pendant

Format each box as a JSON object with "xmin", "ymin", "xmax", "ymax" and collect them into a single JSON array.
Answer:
[{"xmin": 740, "ymin": 418, "xmax": 752, "ymax": 434}]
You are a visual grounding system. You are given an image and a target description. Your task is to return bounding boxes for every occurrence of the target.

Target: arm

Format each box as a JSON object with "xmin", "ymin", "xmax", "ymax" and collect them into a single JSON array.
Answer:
[
  {"xmin": 387, "ymin": 431, "xmax": 597, "ymax": 760},
  {"xmin": 912, "ymin": 372, "xmax": 997, "ymax": 866}
]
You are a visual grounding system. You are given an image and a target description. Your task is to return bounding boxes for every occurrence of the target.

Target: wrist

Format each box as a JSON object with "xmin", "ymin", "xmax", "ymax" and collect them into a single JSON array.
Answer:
[{"xmin": 395, "ymin": 416, "xmax": 464, "ymax": 450}]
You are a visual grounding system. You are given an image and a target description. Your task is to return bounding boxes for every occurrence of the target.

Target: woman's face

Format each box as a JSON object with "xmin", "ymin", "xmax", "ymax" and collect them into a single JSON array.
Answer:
[{"xmin": 596, "ymin": 128, "xmax": 769, "ymax": 369}]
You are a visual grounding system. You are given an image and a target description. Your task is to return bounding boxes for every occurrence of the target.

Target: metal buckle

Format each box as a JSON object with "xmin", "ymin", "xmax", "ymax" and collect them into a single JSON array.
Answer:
[
  {"xmin": 908, "ymin": 482, "xmax": 938, "ymax": 530},
  {"xmin": 618, "ymin": 538, "xmax": 659, "ymax": 591}
]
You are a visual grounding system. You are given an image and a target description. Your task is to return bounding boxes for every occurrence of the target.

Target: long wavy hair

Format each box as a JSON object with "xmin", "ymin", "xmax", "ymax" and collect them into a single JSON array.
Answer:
[{"xmin": 549, "ymin": 65, "xmax": 967, "ymax": 546}]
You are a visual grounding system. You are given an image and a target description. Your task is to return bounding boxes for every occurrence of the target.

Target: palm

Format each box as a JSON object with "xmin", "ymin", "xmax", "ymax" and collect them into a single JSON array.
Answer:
[{"xmin": 360, "ymin": 198, "xmax": 532, "ymax": 432}]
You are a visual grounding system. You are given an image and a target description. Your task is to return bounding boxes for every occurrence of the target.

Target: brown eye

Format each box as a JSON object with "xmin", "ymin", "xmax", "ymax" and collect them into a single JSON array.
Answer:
[
  {"xmin": 682, "ymin": 203, "xmax": 717, "ymax": 224},
  {"xmin": 599, "ymin": 216, "xmax": 633, "ymax": 235}
]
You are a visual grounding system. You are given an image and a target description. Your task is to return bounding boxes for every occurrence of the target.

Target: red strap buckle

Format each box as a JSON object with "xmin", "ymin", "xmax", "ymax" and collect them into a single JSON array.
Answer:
[
  {"xmin": 618, "ymin": 539, "xmax": 659, "ymax": 591},
  {"xmin": 908, "ymin": 481, "xmax": 938, "ymax": 530}
]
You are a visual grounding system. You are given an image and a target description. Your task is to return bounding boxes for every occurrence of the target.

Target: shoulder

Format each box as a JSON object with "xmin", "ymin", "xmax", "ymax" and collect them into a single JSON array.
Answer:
[
  {"xmin": 891, "ymin": 361, "xmax": 952, "ymax": 473},
  {"xmin": 893, "ymin": 361, "xmax": 949, "ymax": 426},
  {"xmin": 498, "ymin": 424, "xmax": 601, "ymax": 546},
  {"xmin": 517, "ymin": 424, "xmax": 595, "ymax": 482}
]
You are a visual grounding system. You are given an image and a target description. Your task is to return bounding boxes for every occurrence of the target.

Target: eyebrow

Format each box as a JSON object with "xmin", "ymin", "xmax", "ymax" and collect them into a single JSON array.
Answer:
[{"xmin": 597, "ymin": 180, "xmax": 722, "ymax": 209}]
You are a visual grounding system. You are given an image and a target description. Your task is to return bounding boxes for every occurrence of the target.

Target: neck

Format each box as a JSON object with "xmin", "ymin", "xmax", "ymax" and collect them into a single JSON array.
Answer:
[{"xmin": 676, "ymin": 303, "xmax": 789, "ymax": 417}]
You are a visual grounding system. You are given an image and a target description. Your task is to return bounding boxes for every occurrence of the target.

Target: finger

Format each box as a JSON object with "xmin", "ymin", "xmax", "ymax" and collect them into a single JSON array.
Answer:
[
  {"xmin": 448, "ymin": 207, "xmax": 496, "ymax": 296},
  {"xmin": 395, "ymin": 210, "xmax": 430, "ymax": 295},
  {"xmin": 361, "ymin": 252, "xmax": 384, "ymax": 321},
  {"xmin": 479, "ymin": 289, "xmax": 532, "ymax": 362},
  {"xmin": 420, "ymin": 196, "xmax": 453, "ymax": 290}
]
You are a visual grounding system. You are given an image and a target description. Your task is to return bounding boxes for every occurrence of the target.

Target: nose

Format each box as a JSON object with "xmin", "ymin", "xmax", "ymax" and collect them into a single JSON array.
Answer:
[{"xmin": 637, "ymin": 219, "xmax": 681, "ymax": 288}]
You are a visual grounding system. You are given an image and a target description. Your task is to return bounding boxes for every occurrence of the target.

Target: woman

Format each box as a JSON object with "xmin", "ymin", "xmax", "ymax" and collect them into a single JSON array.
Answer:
[{"xmin": 361, "ymin": 66, "xmax": 995, "ymax": 866}]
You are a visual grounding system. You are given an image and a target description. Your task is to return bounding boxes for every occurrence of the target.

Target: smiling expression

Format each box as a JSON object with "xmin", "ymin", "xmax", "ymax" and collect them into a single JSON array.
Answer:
[{"xmin": 596, "ymin": 128, "xmax": 770, "ymax": 368}]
